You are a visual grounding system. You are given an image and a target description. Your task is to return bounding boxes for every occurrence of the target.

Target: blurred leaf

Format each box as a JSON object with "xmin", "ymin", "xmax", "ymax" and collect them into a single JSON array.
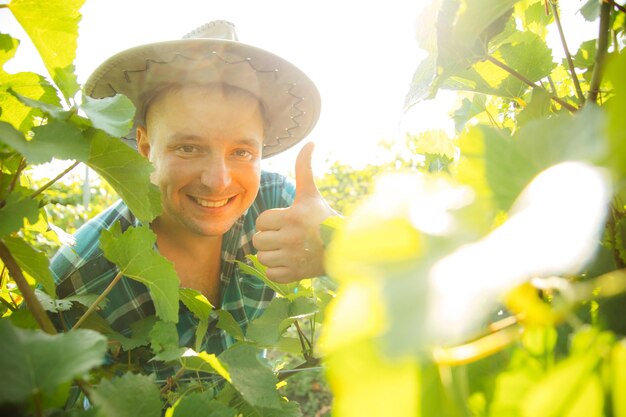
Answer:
[
  {"xmin": 81, "ymin": 94, "xmax": 135, "ymax": 138},
  {"xmin": 87, "ymin": 128, "xmax": 162, "ymax": 223},
  {"xmin": 452, "ymin": 95, "xmax": 486, "ymax": 133},
  {"xmin": 218, "ymin": 343, "xmax": 283, "ymax": 410},
  {"xmin": 319, "ymin": 215, "xmax": 344, "ymax": 247},
  {"xmin": 325, "ymin": 341, "xmax": 419, "ymax": 417},
  {"xmin": 90, "ymin": 373, "xmax": 161, "ymax": 417},
  {"xmin": 215, "ymin": 309, "xmax": 245, "ymax": 341},
  {"xmin": 246, "ymin": 297, "xmax": 292, "ymax": 346},
  {"xmin": 0, "ymin": 320, "xmax": 106, "ymax": 403},
  {"xmin": 149, "ymin": 320, "xmax": 179, "ymax": 353},
  {"xmin": 517, "ymin": 87, "xmax": 552, "ymax": 126},
  {"xmin": 0, "ymin": 190, "xmax": 39, "ymax": 239},
  {"xmin": 100, "ymin": 223, "xmax": 180, "ymax": 322},
  {"xmin": 165, "ymin": 392, "xmax": 236, "ymax": 417},
  {"xmin": 613, "ymin": 341, "xmax": 626, "ymax": 417},
  {"xmin": 10, "ymin": 90, "xmax": 73, "ymax": 120},
  {"xmin": 606, "ymin": 51, "xmax": 626, "ymax": 177},
  {"xmin": 572, "ymin": 39, "xmax": 597, "ymax": 70},
  {"xmin": 179, "ymin": 287, "xmax": 213, "ymax": 351},
  {"xmin": 289, "ymin": 296, "xmax": 318, "ymax": 318},
  {"xmin": 8, "ymin": 0, "xmax": 85, "ymax": 98},
  {"xmin": 580, "ymin": 0, "xmax": 601, "ymax": 21},
  {"xmin": 522, "ymin": 353, "xmax": 600, "ymax": 417},
  {"xmin": 0, "ymin": 33, "xmax": 18, "ymax": 65}
]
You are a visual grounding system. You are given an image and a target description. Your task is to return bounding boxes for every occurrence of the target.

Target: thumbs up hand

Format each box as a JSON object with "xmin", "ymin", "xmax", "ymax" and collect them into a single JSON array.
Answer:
[{"xmin": 253, "ymin": 143, "xmax": 339, "ymax": 283}]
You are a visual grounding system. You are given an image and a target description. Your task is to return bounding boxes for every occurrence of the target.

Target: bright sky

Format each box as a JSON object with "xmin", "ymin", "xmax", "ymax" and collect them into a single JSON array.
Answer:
[
  {"xmin": 1, "ymin": 0, "xmax": 459, "ymax": 176},
  {"xmin": 1, "ymin": 0, "xmax": 596, "ymax": 177}
]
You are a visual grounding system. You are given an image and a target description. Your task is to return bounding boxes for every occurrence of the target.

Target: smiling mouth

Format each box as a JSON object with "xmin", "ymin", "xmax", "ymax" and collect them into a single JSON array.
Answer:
[{"xmin": 191, "ymin": 196, "xmax": 231, "ymax": 208}]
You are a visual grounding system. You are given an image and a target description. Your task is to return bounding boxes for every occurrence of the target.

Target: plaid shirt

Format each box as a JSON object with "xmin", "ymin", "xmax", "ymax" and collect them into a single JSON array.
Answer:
[{"xmin": 51, "ymin": 171, "xmax": 295, "ymax": 381}]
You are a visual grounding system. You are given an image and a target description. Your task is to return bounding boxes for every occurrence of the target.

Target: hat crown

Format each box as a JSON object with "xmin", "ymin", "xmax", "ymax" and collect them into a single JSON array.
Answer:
[{"xmin": 182, "ymin": 20, "xmax": 239, "ymax": 41}]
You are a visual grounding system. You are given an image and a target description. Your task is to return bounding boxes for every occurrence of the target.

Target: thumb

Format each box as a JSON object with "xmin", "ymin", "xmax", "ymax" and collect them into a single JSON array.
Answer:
[{"xmin": 294, "ymin": 142, "xmax": 320, "ymax": 202}]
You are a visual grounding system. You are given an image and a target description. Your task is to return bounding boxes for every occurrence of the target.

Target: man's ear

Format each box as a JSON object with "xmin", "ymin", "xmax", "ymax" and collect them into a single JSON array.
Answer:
[{"xmin": 136, "ymin": 126, "xmax": 151, "ymax": 158}]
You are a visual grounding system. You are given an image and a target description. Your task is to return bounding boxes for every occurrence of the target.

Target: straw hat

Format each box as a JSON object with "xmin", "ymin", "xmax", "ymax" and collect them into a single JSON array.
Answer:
[{"xmin": 84, "ymin": 20, "xmax": 321, "ymax": 158}]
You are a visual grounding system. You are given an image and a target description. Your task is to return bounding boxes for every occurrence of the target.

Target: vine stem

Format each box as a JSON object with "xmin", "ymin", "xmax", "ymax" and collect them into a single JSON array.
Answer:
[
  {"xmin": 485, "ymin": 55, "xmax": 578, "ymax": 112},
  {"xmin": 588, "ymin": 1, "xmax": 612, "ymax": 103},
  {"xmin": 30, "ymin": 161, "xmax": 80, "ymax": 199},
  {"xmin": 0, "ymin": 241, "xmax": 57, "ymax": 334},
  {"xmin": 549, "ymin": 1, "xmax": 585, "ymax": 104},
  {"xmin": 72, "ymin": 270, "xmax": 124, "ymax": 330},
  {"xmin": 277, "ymin": 357, "xmax": 321, "ymax": 382}
]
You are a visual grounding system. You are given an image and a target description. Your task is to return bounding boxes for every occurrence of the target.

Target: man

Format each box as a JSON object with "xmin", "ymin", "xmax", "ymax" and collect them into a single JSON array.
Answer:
[{"xmin": 51, "ymin": 21, "xmax": 336, "ymax": 377}]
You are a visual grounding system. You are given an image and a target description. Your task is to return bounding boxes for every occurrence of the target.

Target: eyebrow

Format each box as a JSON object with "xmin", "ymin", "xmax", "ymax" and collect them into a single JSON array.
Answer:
[{"xmin": 167, "ymin": 134, "xmax": 262, "ymax": 147}]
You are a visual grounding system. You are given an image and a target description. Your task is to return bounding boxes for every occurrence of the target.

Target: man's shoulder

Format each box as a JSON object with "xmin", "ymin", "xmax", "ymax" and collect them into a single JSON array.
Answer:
[{"xmin": 50, "ymin": 200, "xmax": 134, "ymax": 281}]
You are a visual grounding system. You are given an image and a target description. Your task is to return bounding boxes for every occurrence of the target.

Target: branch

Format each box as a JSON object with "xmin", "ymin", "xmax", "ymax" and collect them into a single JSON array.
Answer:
[
  {"xmin": 30, "ymin": 161, "xmax": 80, "ymax": 199},
  {"xmin": 72, "ymin": 270, "xmax": 124, "ymax": 330},
  {"xmin": 609, "ymin": 0, "xmax": 626, "ymax": 14},
  {"xmin": 587, "ymin": 1, "xmax": 612, "ymax": 103},
  {"xmin": 0, "ymin": 241, "xmax": 57, "ymax": 334},
  {"xmin": 485, "ymin": 55, "xmax": 579, "ymax": 112},
  {"xmin": 277, "ymin": 357, "xmax": 321, "ymax": 382},
  {"xmin": 550, "ymin": 1, "xmax": 585, "ymax": 104}
]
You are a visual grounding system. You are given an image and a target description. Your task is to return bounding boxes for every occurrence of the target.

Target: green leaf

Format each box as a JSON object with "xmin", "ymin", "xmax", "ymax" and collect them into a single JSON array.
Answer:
[
  {"xmin": 517, "ymin": 87, "xmax": 552, "ymax": 126},
  {"xmin": 606, "ymin": 51, "xmax": 626, "ymax": 177},
  {"xmin": 35, "ymin": 289, "xmax": 71, "ymax": 312},
  {"xmin": 613, "ymin": 341, "xmax": 626, "ymax": 417},
  {"xmin": 81, "ymin": 94, "xmax": 136, "ymax": 138},
  {"xmin": 87, "ymin": 128, "xmax": 162, "ymax": 223},
  {"xmin": 180, "ymin": 350, "xmax": 230, "ymax": 380},
  {"xmin": 496, "ymin": 31, "xmax": 556, "ymax": 97},
  {"xmin": 100, "ymin": 223, "xmax": 180, "ymax": 322},
  {"xmin": 3, "ymin": 237, "xmax": 55, "ymax": 296},
  {"xmin": 8, "ymin": 0, "xmax": 85, "ymax": 99},
  {"xmin": 580, "ymin": 0, "xmax": 601, "ymax": 21},
  {"xmin": 0, "ymin": 72, "xmax": 60, "ymax": 131},
  {"xmin": 246, "ymin": 297, "xmax": 293, "ymax": 346},
  {"xmin": 0, "ymin": 319, "xmax": 107, "ymax": 403},
  {"xmin": 109, "ymin": 315, "xmax": 157, "ymax": 352},
  {"xmin": 214, "ymin": 309, "xmax": 245, "ymax": 341},
  {"xmin": 218, "ymin": 343, "xmax": 283, "ymax": 410},
  {"xmin": 165, "ymin": 392, "xmax": 236, "ymax": 417},
  {"xmin": 522, "ymin": 354, "xmax": 600, "ymax": 417},
  {"xmin": 90, "ymin": 373, "xmax": 162, "ymax": 417},
  {"xmin": 572, "ymin": 39, "xmax": 597, "ymax": 70},
  {"xmin": 452, "ymin": 95, "xmax": 486, "ymax": 133},
  {"xmin": 180, "ymin": 287, "xmax": 213, "ymax": 351},
  {"xmin": 289, "ymin": 296, "xmax": 318, "ymax": 318},
  {"xmin": 149, "ymin": 321, "xmax": 186, "ymax": 362},
  {"xmin": 3, "ymin": 118, "xmax": 89, "ymax": 164},
  {"xmin": 235, "ymin": 255, "xmax": 297, "ymax": 297},
  {"xmin": 0, "ymin": 190, "xmax": 40, "ymax": 238},
  {"xmin": 10, "ymin": 90, "xmax": 73, "ymax": 120},
  {"xmin": 0, "ymin": 33, "xmax": 19, "ymax": 66}
]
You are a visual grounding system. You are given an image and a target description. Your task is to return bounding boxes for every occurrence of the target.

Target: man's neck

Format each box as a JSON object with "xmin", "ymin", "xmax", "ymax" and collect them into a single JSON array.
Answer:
[{"xmin": 150, "ymin": 218, "xmax": 224, "ymax": 306}]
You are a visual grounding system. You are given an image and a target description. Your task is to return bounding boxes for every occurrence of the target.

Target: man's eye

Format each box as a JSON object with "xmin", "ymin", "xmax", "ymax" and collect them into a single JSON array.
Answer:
[
  {"xmin": 233, "ymin": 149, "xmax": 253, "ymax": 160},
  {"xmin": 177, "ymin": 145, "xmax": 197, "ymax": 153}
]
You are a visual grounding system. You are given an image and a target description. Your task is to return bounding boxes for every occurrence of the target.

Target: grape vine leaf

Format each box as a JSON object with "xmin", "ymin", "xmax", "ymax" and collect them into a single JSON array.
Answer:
[
  {"xmin": 30, "ymin": 118, "xmax": 90, "ymax": 163},
  {"xmin": 0, "ymin": 319, "xmax": 107, "ymax": 403},
  {"xmin": 218, "ymin": 343, "xmax": 283, "ymax": 410},
  {"xmin": 90, "ymin": 373, "xmax": 162, "ymax": 417},
  {"xmin": 149, "ymin": 320, "xmax": 186, "ymax": 362},
  {"xmin": 215, "ymin": 309, "xmax": 245, "ymax": 341},
  {"xmin": 100, "ymin": 223, "xmax": 180, "ymax": 322},
  {"xmin": 80, "ymin": 94, "xmax": 136, "ymax": 138},
  {"xmin": 246, "ymin": 297, "xmax": 293, "ymax": 346},
  {"xmin": 0, "ymin": 186, "xmax": 39, "ymax": 239},
  {"xmin": 606, "ymin": 51, "xmax": 626, "ymax": 177},
  {"xmin": 165, "ymin": 392, "xmax": 236, "ymax": 417},
  {"xmin": 3, "ymin": 237, "xmax": 55, "ymax": 296},
  {"xmin": 179, "ymin": 287, "xmax": 213, "ymax": 351},
  {"xmin": 87, "ymin": 128, "xmax": 162, "ymax": 223},
  {"xmin": 8, "ymin": 0, "xmax": 85, "ymax": 99},
  {"xmin": 613, "ymin": 341, "xmax": 626, "ymax": 417}
]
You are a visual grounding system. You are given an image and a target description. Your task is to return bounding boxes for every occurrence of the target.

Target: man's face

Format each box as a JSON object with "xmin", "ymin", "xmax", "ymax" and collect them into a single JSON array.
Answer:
[{"xmin": 137, "ymin": 84, "xmax": 264, "ymax": 238}]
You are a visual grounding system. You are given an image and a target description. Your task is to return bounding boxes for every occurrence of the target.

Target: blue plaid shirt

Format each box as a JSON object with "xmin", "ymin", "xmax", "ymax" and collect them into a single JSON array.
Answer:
[{"xmin": 51, "ymin": 171, "xmax": 295, "ymax": 380}]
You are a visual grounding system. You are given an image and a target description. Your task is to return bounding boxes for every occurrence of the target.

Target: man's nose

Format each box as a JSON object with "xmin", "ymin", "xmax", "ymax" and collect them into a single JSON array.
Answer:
[{"xmin": 200, "ymin": 155, "xmax": 231, "ymax": 191}]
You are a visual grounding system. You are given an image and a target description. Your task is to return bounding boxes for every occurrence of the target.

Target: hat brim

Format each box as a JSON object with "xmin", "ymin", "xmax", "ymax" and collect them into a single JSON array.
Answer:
[{"xmin": 84, "ymin": 39, "xmax": 321, "ymax": 158}]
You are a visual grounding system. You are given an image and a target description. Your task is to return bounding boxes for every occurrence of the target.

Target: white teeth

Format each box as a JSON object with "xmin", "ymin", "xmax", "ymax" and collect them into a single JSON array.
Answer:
[{"xmin": 194, "ymin": 197, "xmax": 229, "ymax": 208}]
